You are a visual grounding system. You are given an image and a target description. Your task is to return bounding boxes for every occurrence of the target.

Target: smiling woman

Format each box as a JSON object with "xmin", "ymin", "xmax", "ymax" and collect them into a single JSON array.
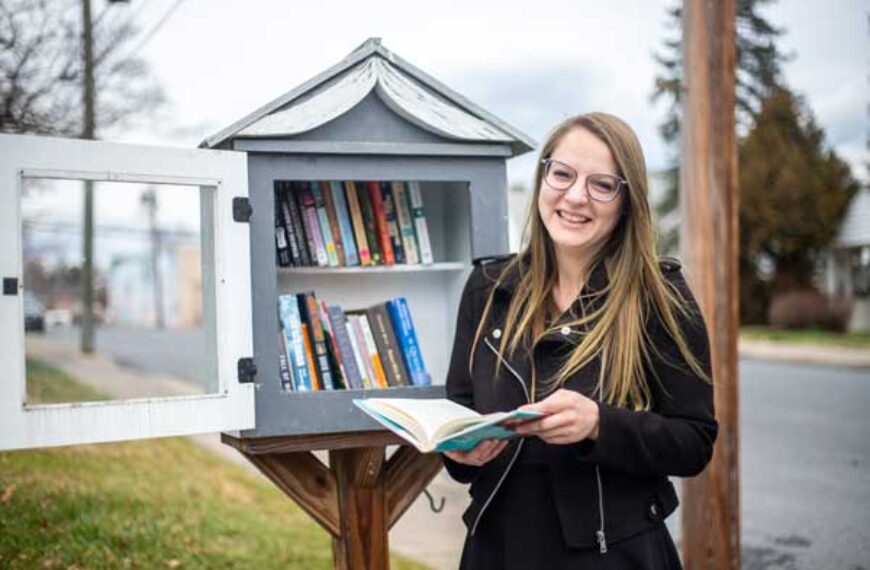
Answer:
[{"xmin": 441, "ymin": 113, "xmax": 717, "ymax": 570}]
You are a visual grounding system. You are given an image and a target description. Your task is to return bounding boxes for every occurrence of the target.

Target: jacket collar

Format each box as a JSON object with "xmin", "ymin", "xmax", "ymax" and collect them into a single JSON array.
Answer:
[{"xmin": 493, "ymin": 251, "xmax": 611, "ymax": 302}]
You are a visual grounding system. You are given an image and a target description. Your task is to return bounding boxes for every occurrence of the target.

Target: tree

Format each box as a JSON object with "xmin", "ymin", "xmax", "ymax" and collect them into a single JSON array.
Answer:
[
  {"xmin": 739, "ymin": 86, "xmax": 859, "ymax": 318},
  {"xmin": 650, "ymin": 0, "xmax": 789, "ymax": 253},
  {"xmin": 0, "ymin": 0, "xmax": 164, "ymax": 137}
]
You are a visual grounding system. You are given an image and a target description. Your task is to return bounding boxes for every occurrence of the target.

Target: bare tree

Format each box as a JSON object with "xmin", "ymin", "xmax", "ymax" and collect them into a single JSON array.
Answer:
[{"xmin": 0, "ymin": 0, "xmax": 165, "ymax": 137}]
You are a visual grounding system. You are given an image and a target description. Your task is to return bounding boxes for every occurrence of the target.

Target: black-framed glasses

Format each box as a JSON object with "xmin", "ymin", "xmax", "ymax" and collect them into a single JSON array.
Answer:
[{"xmin": 541, "ymin": 158, "xmax": 627, "ymax": 203}]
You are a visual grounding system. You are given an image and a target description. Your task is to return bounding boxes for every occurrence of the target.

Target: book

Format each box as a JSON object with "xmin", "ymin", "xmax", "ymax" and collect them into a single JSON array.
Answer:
[
  {"xmin": 300, "ymin": 322, "xmax": 321, "ymax": 390},
  {"xmin": 354, "ymin": 312, "xmax": 389, "ymax": 388},
  {"xmin": 319, "ymin": 301, "xmax": 346, "ymax": 390},
  {"xmin": 326, "ymin": 305, "xmax": 364, "ymax": 390},
  {"xmin": 298, "ymin": 291, "xmax": 335, "ymax": 390},
  {"xmin": 348, "ymin": 315, "xmax": 376, "ymax": 389},
  {"xmin": 278, "ymin": 294, "xmax": 314, "ymax": 391},
  {"xmin": 321, "ymin": 181, "xmax": 346, "ymax": 266},
  {"xmin": 387, "ymin": 297, "xmax": 429, "ymax": 386},
  {"xmin": 281, "ymin": 182, "xmax": 311, "ymax": 266},
  {"xmin": 300, "ymin": 182, "xmax": 330, "ymax": 267},
  {"xmin": 277, "ymin": 330, "xmax": 293, "ymax": 391},
  {"xmin": 380, "ymin": 182, "xmax": 405, "ymax": 264},
  {"xmin": 357, "ymin": 181, "xmax": 383, "ymax": 265},
  {"xmin": 368, "ymin": 181, "xmax": 395, "ymax": 265},
  {"xmin": 330, "ymin": 181, "xmax": 359, "ymax": 266},
  {"xmin": 344, "ymin": 181, "xmax": 371, "ymax": 266},
  {"xmin": 406, "ymin": 182, "xmax": 434, "ymax": 264},
  {"xmin": 391, "ymin": 181, "xmax": 419, "ymax": 264},
  {"xmin": 365, "ymin": 302, "xmax": 410, "ymax": 387},
  {"xmin": 353, "ymin": 398, "xmax": 542, "ymax": 453},
  {"xmin": 311, "ymin": 181, "xmax": 339, "ymax": 267},
  {"xmin": 274, "ymin": 186, "xmax": 293, "ymax": 267}
]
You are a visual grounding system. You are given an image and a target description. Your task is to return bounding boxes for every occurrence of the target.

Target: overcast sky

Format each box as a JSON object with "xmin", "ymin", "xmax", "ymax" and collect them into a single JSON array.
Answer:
[{"xmin": 107, "ymin": 0, "xmax": 869, "ymax": 187}]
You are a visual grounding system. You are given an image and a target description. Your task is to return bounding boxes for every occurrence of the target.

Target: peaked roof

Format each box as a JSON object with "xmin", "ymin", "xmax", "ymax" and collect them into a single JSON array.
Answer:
[
  {"xmin": 201, "ymin": 38, "xmax": 536, "ymax": 156},
  {"xmin": 835, "ymin": 186, "xmax": 870, "ymax": 248}
]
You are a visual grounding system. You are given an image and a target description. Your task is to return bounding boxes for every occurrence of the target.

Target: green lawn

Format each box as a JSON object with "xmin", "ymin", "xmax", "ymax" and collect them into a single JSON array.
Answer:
[
  {"xmin": 740, "ymin": 326, "xmax": 870, "ymax": 349},
  {"xmin": 1, "ymin": 361, "xmax": 429, "ymax": 570}
]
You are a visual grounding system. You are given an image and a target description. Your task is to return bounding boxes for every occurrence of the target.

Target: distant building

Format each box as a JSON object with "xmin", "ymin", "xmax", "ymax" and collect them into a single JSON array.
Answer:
[{"xmin": 824, "ymin": 186, "xmax": 870, "ymax": 332}]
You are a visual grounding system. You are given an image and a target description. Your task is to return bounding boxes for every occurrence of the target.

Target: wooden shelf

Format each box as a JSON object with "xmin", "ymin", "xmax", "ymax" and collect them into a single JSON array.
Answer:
[{"xmin": 278, "ymin": 261, "xmax": 467, "ymax": 275}]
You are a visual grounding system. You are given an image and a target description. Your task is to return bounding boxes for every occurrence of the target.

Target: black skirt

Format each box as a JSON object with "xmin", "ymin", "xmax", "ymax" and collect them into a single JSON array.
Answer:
[{"xmin": 459, "ymin": 463, "xmax": 683, "ymax": 570}]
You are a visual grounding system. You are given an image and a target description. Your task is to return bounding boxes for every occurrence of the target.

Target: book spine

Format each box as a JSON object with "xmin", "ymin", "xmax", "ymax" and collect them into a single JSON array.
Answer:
[
  {"xmin": 391, "ymin": 181, "xmax": 419, "ymax": 264},
  {"xmin": 285, "ymin": 183, "xmax": 312, "ymax": 266},
  {"xmin": 278, "ymin": 294, "xmax": 314, "ymax": 391},
  {"xmin": 356, "ymin": 313, "xmax": 388, "ymax": 388},
  {"xmin": 277, "ymin": 329, "xmax": 293, "ymax": 391},
  {"xmin": 328, "ymin": 305, "xmax": 364, "ymax": 390},
  {"xmin": 300, "ymin": 323, "xmax": 321, "ymax": 390},
  {"xmin": 344, "ymin": 181, "xmax": 371, "ymax": 266},
  {"xmin": 388, "ymin": 297, "xmax": 429, "ymax": 386},
  {"xmin": 299, "ymin": 182, "xmax": 329, "ymax": 267},
  {"xmin": 319, "ymin": 301, "xmax": 346, "ymax": 389},
  {"xmin": 368, "ymin": 181, "xmax": 394, "ymax": 265},
  {"xmin": 298, "ymin": 291, "xmax": 335, "ymax": 390},
  {"xmin": 321, "ymin": 181, "xmax": 346, "ymax": 266},
  {"xmin": 366, "ymin": 303, "xmax": 410, "ymax": 387},
  {"xmin": 330, "ymin": 181, "xmax": 359, "ymax": 266},
  {"xmin": 381, "ymin": 182, "xmax": 405, "ymax": 264},
  {"xmin": 407, "ymin": 181, "xmax": 434, "ymax": 264},
  {"xmin": 311, "ymin": 181, "xmax": 339, "ymax": 267},
  {"xmin": 278, "ymin": 182, "xmax": 303, "ymax": 267},
  {"xmin": 274, "ymin": 186, "xmax": 292, "ymax": 267},
  {"xmin": 348, "ymin": 315, "xmax": 375, "ymax": 389},
  {"xmin": 357, "ymin": 182, "xmax": 382, "ymax": 265}
]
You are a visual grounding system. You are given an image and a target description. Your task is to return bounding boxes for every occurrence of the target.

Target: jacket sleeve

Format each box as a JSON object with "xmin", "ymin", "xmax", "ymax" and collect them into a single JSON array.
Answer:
[
  {"xmin": 441, "ymin": 267, "xmax": 485, "ymax": 484},
  {"xmin": 573, "ymin": 270, "xmax": 718, "ymax": 477}
]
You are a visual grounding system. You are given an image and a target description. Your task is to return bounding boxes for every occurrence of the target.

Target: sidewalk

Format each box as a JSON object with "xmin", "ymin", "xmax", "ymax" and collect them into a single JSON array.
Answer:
[{"xmin": 738, "ymin": 338, "xmax": 870, "ymax": 368}]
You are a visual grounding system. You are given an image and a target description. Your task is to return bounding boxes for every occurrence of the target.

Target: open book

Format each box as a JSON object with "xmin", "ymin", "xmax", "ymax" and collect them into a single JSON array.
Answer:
[{"xmin": 353, "ymin": 397, "xmax": 542, "ymax": 453}]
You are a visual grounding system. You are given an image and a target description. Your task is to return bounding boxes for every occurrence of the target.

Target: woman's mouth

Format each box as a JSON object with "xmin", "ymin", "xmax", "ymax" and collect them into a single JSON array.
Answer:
[{"xmin": 557, "ymin": 210, "xmax": 591, "ymax": 225}]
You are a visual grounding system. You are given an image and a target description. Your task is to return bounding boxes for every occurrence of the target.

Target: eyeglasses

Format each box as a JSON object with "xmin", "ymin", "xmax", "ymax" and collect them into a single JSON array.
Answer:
[{"xmin": 541, "ymin": 158, "xmax": 627, "ymax": 203}]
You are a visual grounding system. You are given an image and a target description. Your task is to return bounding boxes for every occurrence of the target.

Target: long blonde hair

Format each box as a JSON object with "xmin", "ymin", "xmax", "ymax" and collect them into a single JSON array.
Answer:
[{"xmin": 470, "ymin": 113, "xmax": 709, "ymax": 408}]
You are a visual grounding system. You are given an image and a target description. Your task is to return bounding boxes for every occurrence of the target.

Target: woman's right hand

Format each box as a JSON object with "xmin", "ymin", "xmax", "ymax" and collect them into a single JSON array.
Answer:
[{"xmin": 443, "ymin": 439, "xmax": 509, "ymax": 466}]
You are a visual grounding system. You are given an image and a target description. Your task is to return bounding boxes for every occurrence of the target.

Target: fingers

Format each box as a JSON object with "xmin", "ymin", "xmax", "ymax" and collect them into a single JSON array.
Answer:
[{"xmin": 443, "ymin": 439, "xmax": 509, "ymax": 466}]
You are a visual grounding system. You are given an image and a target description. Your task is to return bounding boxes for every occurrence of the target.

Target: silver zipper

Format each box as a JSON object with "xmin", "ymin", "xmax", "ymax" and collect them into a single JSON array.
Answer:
[
  {"xmin": 594, "ymin": 383, "xmax": 607, "ymax": 553},
  {"xmin": 469, "ymin": 337, "xmax": 531, "ymax": 536}
]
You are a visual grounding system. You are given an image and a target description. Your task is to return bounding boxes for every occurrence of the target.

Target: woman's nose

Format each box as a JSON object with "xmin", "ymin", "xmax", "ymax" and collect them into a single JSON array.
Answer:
[{"xmin": 562, "ymin": 177, "xmax": 590, "ymax": 203}]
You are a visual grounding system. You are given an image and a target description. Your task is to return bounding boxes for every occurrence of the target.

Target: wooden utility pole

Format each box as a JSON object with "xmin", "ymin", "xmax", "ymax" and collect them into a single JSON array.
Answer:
[
  {"xmin": 80, "ymin": 0, "xmax": 96, "ymax": 354},
  {"xmin": 679, "ymin": 0, "xmax": 740, "ymax": 568}
]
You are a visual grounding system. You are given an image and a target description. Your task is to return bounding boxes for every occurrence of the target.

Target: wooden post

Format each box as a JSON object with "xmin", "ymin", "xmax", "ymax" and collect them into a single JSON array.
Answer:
[{"xmin": 679, "ymin": 0, "xmax": 740, "ymax": 568}]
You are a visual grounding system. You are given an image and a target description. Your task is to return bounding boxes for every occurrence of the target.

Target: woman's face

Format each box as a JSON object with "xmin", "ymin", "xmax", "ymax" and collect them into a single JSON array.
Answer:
[{"xmin": 537, "ymin": 127, "xmax": 626, "ymax": 264}]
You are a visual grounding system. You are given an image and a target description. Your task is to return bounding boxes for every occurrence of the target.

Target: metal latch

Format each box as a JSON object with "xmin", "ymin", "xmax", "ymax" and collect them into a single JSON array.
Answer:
[
  {"xmin": 3, "ymin": 278, "xmax": 18, "ymax": 296},
  {"xmin": 233, "ymin": 197, "xmax": 252, "ymax": 223},
  {"xmin": 237, "ymin": 358, "xmax": 257, "ymax": 384}
]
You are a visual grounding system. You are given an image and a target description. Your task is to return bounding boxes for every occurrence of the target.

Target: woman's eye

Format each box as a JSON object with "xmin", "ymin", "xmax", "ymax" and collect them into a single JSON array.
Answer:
[
  {"xmin": 553, "ymin": 169, "xmax": 573, "ymax": 180},
  {"xmin": 591, "ymin": 179, "xmax": 614, "ymax": 192}
]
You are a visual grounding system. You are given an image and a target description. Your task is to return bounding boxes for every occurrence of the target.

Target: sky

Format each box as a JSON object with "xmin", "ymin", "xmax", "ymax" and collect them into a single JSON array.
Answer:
[{"xmin": 104, "ymin": 0, "xmax": 869, "ymax": 189}]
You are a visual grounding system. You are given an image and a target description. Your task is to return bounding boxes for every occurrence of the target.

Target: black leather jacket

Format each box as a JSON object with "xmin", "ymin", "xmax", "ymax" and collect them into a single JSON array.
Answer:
[{"xmin": 442, "ymin": 253, "xmax": 718, "ymax": 550}]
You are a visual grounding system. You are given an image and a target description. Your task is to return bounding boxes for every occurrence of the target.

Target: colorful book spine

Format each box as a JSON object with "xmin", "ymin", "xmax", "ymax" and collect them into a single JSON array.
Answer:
[
  {"xmin": 298, "ymin": 291, "xmax": 334, "ymax": 390},
  {"xmin": 380, "ymin": 182, "xmax": 405, "ymax": 264},
  {"xmin": 366, "ymin": 303, "xmax": 410, "ymax": 387},
  {"xmin": 284, "ymin": 182, "xmax": 312, "ymax": 266},
  {"xmin": 300, "ymin": 182, "xmax": 329, "ymax": 267},
  {"xmin": 348, "ymin": 315, "xmax": 376, "ymax": 389},
  {"xmin": 357, "ymin": 183, "xmax": 382, "ymax": 265},
  {"xmin": 388, "ymin": 297, "xmax": 429, "ymax": 386},
  {"xmin": 356, "ymin": 313, "xmax": 388, "ymax": 388},
  {"xmin": 330, "ymin": 181, "xmax": 359, "ymax": 266},
  {"xmin": 311, "ymin": 181, "xmax": 339, "ymax": 267},
  {"xmin": 327, "ymin": 305, "xmax": 364, "ymax": 390},
  {"xmin": 278, "ymin": 294, "xmax": 314, "ymax": 391},
  {"xmin": 278, "ymin": 182, "xmax": 304, "ymax": 266},
  {"xmin": 319, "ymin": 301, "xmax": 346, "ymax": 390},
  {"xmin": 344, "ymin": 181, "xmax": 372, "ymax": 266},
  {"xmin": 321, "ymin": 181, "xmax": 346, "ymax": 266},
  {"xmin": 407, "ymin": 182, "xmax": 434, "ymax": 264},
  {"xmin": 368, "ymin": 181, "xmax": 394, "ymax": 265},
  {"xmin": 300, "ymin": 323, "xmax": 321, "ymax": 390},
  {"xmin": 391, "ymin": 181, "xmax": 419, "ymax": 264},
  {"xmin": 274, "ymin": 186, "xmax": 292, "ymax": 267},
  {"xmin": 278, "ymin": 330, "xmax": 293, "ymax": 391}
]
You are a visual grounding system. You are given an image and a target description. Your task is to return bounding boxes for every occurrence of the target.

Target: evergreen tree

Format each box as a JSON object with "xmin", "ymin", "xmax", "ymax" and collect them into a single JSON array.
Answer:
[{"xmin": 650, "ymin": 0, "xmax": 789, "ymax": 253}]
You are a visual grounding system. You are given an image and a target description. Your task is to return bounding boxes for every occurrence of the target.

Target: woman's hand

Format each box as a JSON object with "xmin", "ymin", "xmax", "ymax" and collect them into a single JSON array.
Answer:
[
  {"xmin": 443, "ymin": 439, "xmax": 509, "ymax": 466},
  {"xmin": 514, "ymin": 388, "xmax": 600, "ymax": 445}
]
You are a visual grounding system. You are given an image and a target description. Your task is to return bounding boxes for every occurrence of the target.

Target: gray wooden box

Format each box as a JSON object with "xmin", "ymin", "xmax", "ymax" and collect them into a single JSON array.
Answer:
[{"xmin": 203, "ymin": 38, "xmax": 534, "ymax": 439}]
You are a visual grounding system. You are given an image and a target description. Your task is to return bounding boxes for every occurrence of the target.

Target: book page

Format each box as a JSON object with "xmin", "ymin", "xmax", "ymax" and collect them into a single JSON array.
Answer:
[{"xmin": 363, "ymin": 398, "xmax": 481, "ymax": 446}]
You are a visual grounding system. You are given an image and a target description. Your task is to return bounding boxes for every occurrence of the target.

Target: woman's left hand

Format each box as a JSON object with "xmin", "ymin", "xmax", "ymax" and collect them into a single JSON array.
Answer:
[{"xmin": 514, "ymin": 389, "xmax": 600, "ymax": 445}]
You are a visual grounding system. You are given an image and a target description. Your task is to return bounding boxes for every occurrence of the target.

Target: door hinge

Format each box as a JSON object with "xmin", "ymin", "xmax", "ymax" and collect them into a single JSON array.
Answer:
[
  {"xmin": 3, "ymin": 277, "xmax": 18, "ymax": 296},
  {"xmin": 233, "ymin": 197, "xmax": 252, "ymax": 223},
  {"xmin": 237, "ymin": 357, "xmax": 257, "ymax": 384}
]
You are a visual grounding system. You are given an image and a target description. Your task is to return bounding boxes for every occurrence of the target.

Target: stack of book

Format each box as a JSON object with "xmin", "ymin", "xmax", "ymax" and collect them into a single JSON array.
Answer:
[
  {"xmin": 274, "ymin": 181, "xmax": 434, "ymax": 268},
  {"xmin": 277, "ymin": 292, "xmax": 430, "ymax": 392}
]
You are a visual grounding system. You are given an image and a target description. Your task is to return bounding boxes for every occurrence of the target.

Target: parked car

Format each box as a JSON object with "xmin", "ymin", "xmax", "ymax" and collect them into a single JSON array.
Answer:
[{"xmin": 24, "ymin": 292, "xmax": 46, "ymax": 333}]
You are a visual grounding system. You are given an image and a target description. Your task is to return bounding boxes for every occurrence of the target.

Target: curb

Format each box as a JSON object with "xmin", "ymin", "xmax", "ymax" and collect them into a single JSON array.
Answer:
[{"xmin": 738, "ymin": 340, "xmax": 870, "ymax": 369}]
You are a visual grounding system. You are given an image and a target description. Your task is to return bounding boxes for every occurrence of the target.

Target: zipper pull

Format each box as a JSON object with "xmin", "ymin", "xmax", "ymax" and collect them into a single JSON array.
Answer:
[{"xmin": 596, "ymin": 530, "xmax": 608, "ymax": 554}]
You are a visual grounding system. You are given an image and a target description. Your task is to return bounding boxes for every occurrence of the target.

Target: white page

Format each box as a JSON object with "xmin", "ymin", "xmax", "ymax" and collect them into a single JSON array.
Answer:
[{"xmin": 365, "ymin": 398, "xmax": 481, "ymax": 444}]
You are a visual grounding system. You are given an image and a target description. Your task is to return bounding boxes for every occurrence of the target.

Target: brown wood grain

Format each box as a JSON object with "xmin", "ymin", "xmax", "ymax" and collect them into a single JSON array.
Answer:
[
  {"xmin": 384, "ymin": 446, "xmax": 443, "ymax": 529},
  {"xmin": 222, "ymin": 430, "xmax": 404, "ymax": 455},
  {"xmin": 242, "ymin": 451, "xmax": 340, "ymax": 537},
  {"xmin": 680, "ymin": 0, "xmax": 741, "ymax": 569}
]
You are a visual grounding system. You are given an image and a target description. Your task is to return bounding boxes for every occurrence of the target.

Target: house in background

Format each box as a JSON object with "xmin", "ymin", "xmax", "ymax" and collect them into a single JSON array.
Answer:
[{"xmin": 824, "ymin": 186, "xmax": 870, "ymax": 332}]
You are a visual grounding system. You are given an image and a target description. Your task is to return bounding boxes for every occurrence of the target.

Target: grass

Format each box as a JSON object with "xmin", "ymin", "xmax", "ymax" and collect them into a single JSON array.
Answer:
[
  {"xmin": 25, "ymin": 358, "xmax": 110, "ymax": 404},
  {"xmin": 1, "ymin": 361, "xmax": 429, "ymax": 570},
  {"xmin": 740, "ymin": 326, "xmax": 870, "ymax": 349}
]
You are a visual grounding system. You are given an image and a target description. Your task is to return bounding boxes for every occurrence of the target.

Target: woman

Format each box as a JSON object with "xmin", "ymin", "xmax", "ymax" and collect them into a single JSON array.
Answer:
[{"xmin": 442, "ymin": 112, "xmax": 718, "ymax": 569}]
